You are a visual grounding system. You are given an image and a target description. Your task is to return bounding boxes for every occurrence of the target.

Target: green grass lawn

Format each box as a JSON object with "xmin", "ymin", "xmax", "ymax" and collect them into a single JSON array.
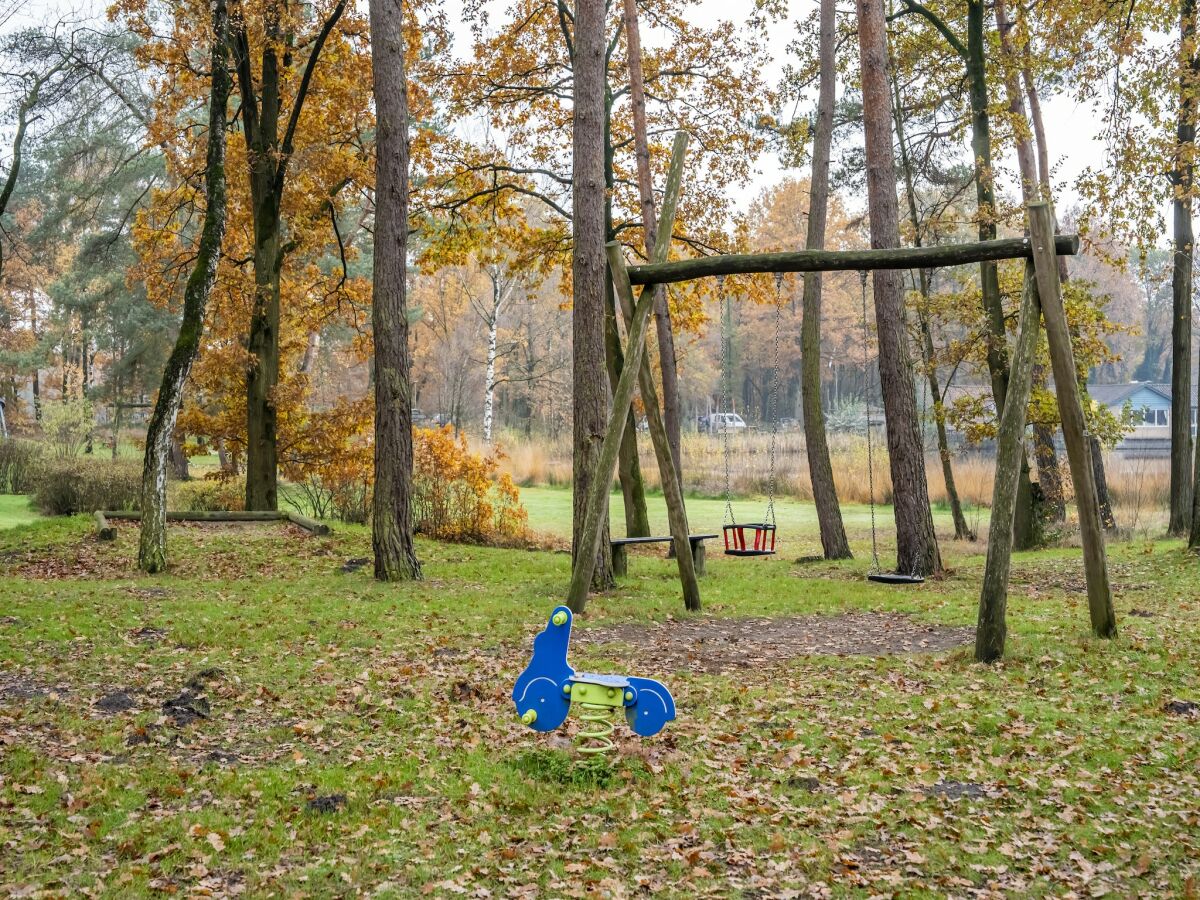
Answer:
[
  {"xmin": 0, "ymin": 494, "xmax": 37, "ymax": 530},
  {"xmin": 520, "ymin": 484, "xmax": 988, "ymax": 560},
  {"xmin": 0, "ymin": 496, "xmax": 1196, "ymax": 896}
]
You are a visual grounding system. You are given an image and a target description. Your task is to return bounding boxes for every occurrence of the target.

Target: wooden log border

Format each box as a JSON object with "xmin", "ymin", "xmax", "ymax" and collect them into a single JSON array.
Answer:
[{"xmin": 97, "ymin": 509, "xmax": 331, "ymax": 536}]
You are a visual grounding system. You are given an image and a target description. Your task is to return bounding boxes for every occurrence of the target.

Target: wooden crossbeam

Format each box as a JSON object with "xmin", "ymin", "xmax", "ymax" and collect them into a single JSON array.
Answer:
[{"xmin": 627, "ymin": 235, "xmax": 1080, "ymax": 286}]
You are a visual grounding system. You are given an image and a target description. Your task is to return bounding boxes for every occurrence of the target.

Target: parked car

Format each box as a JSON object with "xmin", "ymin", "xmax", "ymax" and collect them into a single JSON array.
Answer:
[{"xmin": 698, "ymin": 412, "xmax": 748, "ymax": 434}]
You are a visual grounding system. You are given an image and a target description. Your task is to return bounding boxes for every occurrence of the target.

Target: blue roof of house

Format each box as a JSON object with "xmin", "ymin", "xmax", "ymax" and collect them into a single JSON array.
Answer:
[{"xmin": 1087, "ymin": 383, "xmax": 1174, "ymax": 408}]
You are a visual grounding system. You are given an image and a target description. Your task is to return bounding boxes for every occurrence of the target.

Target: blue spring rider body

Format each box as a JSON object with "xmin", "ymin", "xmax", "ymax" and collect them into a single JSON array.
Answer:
[{"xmin": 512, "ymin": 606, "xmax": 675, "ymax": 753}]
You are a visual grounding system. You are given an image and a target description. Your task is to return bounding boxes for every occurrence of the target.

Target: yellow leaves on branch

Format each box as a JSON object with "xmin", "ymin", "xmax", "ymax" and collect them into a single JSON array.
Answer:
[{"xmin": 116, "ymin": 0, "xmax": 379, "ymax": 456}]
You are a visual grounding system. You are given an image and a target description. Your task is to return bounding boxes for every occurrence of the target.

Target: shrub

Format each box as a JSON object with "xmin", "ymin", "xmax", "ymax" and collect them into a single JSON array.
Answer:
[
  {"xmin": 31, "ymin": 457, "xmax": 142, "ymax": 516},
  {"xmin": 0, "ymin": 439, "xmax": 43, "ymax": 494},
  {"xmin": 413, "ymin": 426, "xmax": 528, "ymax": 543},
  {"xmin": 174, "ymin": 475, "xmax": 246, "ymax": 512},
  {"xmin": 279, "ymin": 399, "xmax": 374, "ymax": 523},
  {"xmin": 40, "ymin": 398, "xmax": 95, "ymax": 458}
]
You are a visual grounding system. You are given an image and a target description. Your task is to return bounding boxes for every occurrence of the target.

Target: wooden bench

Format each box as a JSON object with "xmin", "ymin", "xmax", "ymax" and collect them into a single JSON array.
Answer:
[{"xmin": 610, "ymin": 534, "xmax": 717, "ymax": 577}]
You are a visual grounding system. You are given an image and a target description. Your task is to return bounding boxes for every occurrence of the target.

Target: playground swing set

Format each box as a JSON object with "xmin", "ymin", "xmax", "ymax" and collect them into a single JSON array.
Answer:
[
  {"xmin": 514, "ymin": 130, "xmax": 1117, "ymax": 752},
  {"xmin": 712, "ymin": 268, "xmax": 925, "ymax": 580},
  {"xmin": 715, "ymin": 274, "xmax": 782, "ymax": 558}
]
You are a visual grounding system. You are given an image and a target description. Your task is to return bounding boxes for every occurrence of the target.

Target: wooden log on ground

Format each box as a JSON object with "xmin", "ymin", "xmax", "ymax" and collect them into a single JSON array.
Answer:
[
  {"xmin": 976, "ymin": 263, "xmax": 1040, "ymax": 662},
  {"xmin": 103, "ymin": 510, "xmax": 285, "ymax": 522},
  {"xmin": 1028, "ymin": 202, "xmax": 1117, "ymax": 639},
  {"xmin": 285, "ymin": 512, "xmax": 332, "ymax": 535},
  {"xmin": 627, "ymin": 235, "xmax": 1080, "ymax": 286},
  {"xmin": 94, "ymin": 510, "xmax": 117, "ymax": 541}
]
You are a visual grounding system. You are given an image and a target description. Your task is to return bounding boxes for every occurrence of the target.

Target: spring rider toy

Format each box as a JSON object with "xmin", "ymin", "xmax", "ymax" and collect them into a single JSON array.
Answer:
[{"xmin": 512, "ymin": 606, "xmax": 675, "ymax": 755}]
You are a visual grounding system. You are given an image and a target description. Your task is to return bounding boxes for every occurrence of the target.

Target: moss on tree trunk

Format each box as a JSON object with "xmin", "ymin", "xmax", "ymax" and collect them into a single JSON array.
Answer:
[{"xmin": 138, "ymin": 0, "xmax": 231, "ymax": 573}]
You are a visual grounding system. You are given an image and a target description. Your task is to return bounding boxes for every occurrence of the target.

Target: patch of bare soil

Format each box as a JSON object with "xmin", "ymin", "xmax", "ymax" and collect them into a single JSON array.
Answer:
[{"xmin": 574, "ymin": 612, "xmax": 972, "ymax": 674}]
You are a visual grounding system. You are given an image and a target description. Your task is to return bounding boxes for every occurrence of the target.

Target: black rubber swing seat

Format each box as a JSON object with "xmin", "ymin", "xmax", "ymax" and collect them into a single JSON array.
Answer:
[{"xmin": 867, "ymin": 572, "xmax": 926, "ymax": 585}]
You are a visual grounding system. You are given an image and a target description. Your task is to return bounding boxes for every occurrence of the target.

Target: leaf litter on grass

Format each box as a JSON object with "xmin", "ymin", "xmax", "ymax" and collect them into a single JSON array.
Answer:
[{"xmin": 1, "ymin": 517, "xmax": 1199, "ymax": 896}]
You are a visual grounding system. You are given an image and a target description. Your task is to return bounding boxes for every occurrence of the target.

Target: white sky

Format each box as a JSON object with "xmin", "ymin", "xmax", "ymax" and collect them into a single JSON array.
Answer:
[{"xmin": 8, "ymin": 0, "xmax": 1112, "ymax": 220}]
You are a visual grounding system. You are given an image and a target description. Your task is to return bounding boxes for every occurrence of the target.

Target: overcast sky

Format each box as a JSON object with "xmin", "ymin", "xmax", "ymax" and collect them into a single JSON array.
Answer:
[{"xmin": 7, "ymin": 0, "xmax": 1115, "ymax": 222}]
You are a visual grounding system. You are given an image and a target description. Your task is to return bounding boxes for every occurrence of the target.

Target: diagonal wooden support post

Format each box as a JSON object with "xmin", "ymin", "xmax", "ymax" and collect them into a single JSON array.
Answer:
[
  {"xmin": 609, "ymin": 246, "xmax": 700, "ymax": 611},
  {"xmin": 975, "ymin": 263, "xmax": 1040, "ymax": 662},
  {"xmin": 567, "ymin": 132, "xmax": 695, "ymax": 613},
  {"xmin": 1028, "ymin": 201, "xmax": 1117, "ymax": 639}
]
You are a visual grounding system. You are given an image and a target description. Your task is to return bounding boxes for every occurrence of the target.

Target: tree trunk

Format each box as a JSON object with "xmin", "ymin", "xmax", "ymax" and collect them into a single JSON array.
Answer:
[
  {"xmin": 622, "ymin": 0, "xmax": 684, "ymax": 491},
  {"xmin": 569, "ymin": 135, "xmax": 695, "ymax": 614},
  {"xmin": 572, "ymin": 0, "xmax": 613, "ymax": 592},
  {"xmin": 603, "ymin": 284, "xmax": 652, "ymax": 537},
  {"xmin": 28, "ymin": 290, "xmax": 40, "ymax": 422},
  {"xmin": 370, "ymin": 0, "xmax": 422, "ymax": 582},
  {"xmin": 994, "ymin": 0, "xmax": 1057, "ymax": 545},
  {"xmin": 603, "ymin": 76, "xmax": 651, "ymax": 538},
  {"xmin": 856, "ymin": 0, "xmax": 941, "ymax": 577},
  {"xmin": 235, "ymin": 0, "xmax": 347, "ymax": 512},
  {"xmin": 1033, "ymin": 419, "xmax": 1066, "ymax": 521},
  {"xmin": 919, "ymin": 301, "xmax": 974, "ymax": 540},
  {"xmin": 1171, "ymin": 0, "xmax": 1199, "ymax": 534},
  {"xmin": 965, "ymin": 0, "xmax": 1006, "ymax": 410},
  {"xmin": 802, "ymin": 0, "xmax": 852, "ymax": 560},
  {"xmin": 976, "ymin": 264, "xmax": 1040, "ymax": 662},
  {"xmin": 890, "ymin": 39, "xmax": 972, "ymax": 542},
  {"xmin": 111, "ymin": 372, "xmax": 123, "ymax": 460},
  {"xmin": 244, "ymin": 198, "xmax": 282, "ymax": 510},
  {"xmin": 1090, "ymin": 434, "xmax": 1116, "ymax": 531},
  {"xmin": 483, "ymin": 273, "xmax": 500, "ymax": 444},
  {"xmin": 170, "ymin": 436, "xmax": 190, "ymax": 481},
  {"xmin": 138, "ymin": 0, "xmax": 230, "ymax": 574},
  {"xmin": 300, "ymin": 331, "xmax": 321, "ymax": 375}
]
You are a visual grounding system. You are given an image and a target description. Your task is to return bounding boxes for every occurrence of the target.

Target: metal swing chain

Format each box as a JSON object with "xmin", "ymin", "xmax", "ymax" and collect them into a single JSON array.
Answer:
[
  {"xmin": 765, "ymin": 274, "xmax": 784, "ymax": 529},
  {"xmin": 719, "ymin": 277, "xmax": 735, "ymax": 528},
  {"xmin": 860, "ymin": 270, "xmax": 881, "ymax": 575}
]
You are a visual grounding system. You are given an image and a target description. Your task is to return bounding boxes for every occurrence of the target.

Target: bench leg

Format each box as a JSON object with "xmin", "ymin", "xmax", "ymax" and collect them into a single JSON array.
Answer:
[
  {"xmin": 692, "ymin": 541, "xmax": 706, "ymax": 577},
  {"xmin": 612, "ymin": 544, "xmax": 628, "ymax": 577}
]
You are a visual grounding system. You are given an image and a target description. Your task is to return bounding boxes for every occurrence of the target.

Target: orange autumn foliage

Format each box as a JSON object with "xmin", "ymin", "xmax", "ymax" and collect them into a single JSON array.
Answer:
[
  {"xmin": 412, "ymin": 426, "xmax": 528, "ymax": 544},
  {"xmin": 274, "ymin": 409, "xmax": 527, "ymax": 543}
]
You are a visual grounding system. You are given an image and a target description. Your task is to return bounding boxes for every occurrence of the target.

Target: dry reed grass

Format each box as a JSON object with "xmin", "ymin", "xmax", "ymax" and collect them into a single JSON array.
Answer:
[{"xmin": 486, "ymin": 428, "xmax": 1173, "ymax": 528}]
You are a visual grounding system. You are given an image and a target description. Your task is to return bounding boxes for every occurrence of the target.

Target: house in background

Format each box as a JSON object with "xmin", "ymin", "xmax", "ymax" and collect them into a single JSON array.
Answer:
[
  {"xmin": 1088, "ymin": 382, "xmax": 1195, "ymax": 458},
  {"xmin": 939, "ymin": 382, "xmax": 1191, "ymax": 459}
]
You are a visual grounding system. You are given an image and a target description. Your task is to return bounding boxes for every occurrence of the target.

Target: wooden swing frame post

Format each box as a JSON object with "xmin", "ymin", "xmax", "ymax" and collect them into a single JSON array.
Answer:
[
  {"xmin": 1027, "ymin": 202, "xmax": 1117, "ymax": 638},
  {"xmin": 567, "ymin": 132, "xmax": 697, "ymax": 613},
  {"xmin": 976, "ymin": 202, "xmax": 1116, "ymax": 659}
]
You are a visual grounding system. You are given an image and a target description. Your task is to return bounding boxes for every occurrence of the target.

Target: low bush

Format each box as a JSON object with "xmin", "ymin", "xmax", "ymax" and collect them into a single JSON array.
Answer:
[
  {"xmin": 413, "ymin": 426, "xmax": 528, "ymax": 543},
  {"xmin": 30, "ymin": 458, "xmax": 142, "ymax": 516},
  {"xmin": 173, "ymin": 476, "xmax": 246, "ymax": 512},
  {"xmin": 40, "ymin": 398, "xmax": 95, "ymax": 458},
  {"xmin": 0, "ymin": 439, "xmax": 43, "ymax": 494}
]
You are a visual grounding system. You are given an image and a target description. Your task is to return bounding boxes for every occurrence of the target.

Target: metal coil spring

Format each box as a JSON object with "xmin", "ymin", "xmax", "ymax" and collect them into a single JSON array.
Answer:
[{"xmin": 575, "ymin": 702, "xmax": 617, "ymax": 756}]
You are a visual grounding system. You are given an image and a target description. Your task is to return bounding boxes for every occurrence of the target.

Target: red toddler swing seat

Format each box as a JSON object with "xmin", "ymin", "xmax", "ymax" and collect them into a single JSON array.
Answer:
[{"xmin": 722, "ymin": 521, "xmax": 777, "ymax": 557}]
